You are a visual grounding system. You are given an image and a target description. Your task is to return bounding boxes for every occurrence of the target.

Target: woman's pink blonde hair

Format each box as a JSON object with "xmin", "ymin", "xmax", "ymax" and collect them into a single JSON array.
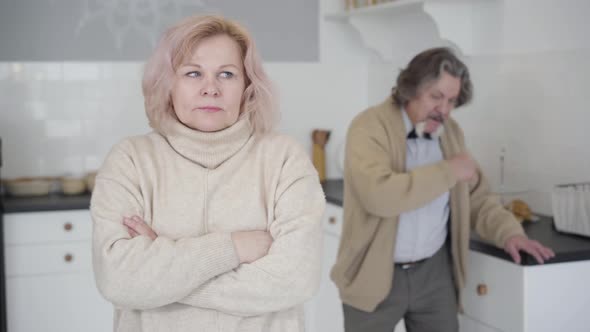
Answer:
[{"xmin": 142, "ymin": 15, "xmax": 277, "ymax": 135}]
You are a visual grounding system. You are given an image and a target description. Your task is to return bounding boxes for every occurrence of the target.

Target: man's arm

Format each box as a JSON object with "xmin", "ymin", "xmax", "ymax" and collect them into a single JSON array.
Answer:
[
  {"xmin": 454, "ymin": 123, "xmax": 555, "ymax": 263},
  {"xmin": 346, "ymin": 122, "xmax": 458, "ymax": 218}
]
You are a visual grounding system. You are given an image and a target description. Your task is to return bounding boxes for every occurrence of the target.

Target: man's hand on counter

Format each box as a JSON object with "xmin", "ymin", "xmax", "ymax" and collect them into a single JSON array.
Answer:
[{"xmin": 504, "ymin": 234, "xmax": 555, "ymax": 264}]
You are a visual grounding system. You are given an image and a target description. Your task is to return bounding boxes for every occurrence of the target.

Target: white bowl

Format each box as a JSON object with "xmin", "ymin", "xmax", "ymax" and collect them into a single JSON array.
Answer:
[{"xmin": 4, "ymin": 178, "xmax": 52, "ymax": 196}]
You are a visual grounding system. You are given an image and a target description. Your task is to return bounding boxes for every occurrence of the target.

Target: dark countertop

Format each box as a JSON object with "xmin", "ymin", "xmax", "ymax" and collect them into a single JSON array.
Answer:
[
  {"xmin": 3, "ymin": 180, "xmax": 590, "ymax": 266},
  {"xmin": 321, "ymin": 179, "xmax": 590, "ymax": 266},
  {"xmin": 2, "ymin": 193, "xmax": 91, "ymax": 213},
  {"xmin": 322, "ymin": 179, "xmax": 344, "ymax": 207}
]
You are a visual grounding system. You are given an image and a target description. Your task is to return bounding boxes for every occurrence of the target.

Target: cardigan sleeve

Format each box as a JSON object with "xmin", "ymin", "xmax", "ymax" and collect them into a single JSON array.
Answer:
[
  {"xmin": 345, "ymin": 117, "xmax": 458, "ymax": 218},
  {"xmin": 469, "ymin": 169, "xmax": 526, "ymax": 247},
  {"xmin": 178, "ymin": 139, "xmax": 325, "ymax": 317},
  {"xmin": 444, "ymin": 124, "xmax": 526, "ymax": 247},
  {"xmin": 91, "ymin": 139, "xmax": 240, "ymax": 310}
]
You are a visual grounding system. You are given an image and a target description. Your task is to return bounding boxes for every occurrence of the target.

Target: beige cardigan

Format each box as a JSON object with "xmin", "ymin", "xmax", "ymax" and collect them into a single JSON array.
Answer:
[
  {"xmin": 330, "ymin": 97, "xmax": 525, "ymax": 312},
  {"xmin": 91, "ymin": 116, "xmax": 325, "ymax": 331}
]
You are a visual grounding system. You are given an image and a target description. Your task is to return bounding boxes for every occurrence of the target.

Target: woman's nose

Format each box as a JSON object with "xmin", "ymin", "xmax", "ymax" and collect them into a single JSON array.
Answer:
[{"xmin": 200, "ymin": 79, "xmax": 220, "ymax": 96}]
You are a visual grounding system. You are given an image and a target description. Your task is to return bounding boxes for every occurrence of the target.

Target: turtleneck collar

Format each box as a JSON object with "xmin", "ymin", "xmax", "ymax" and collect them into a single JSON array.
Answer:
[{"xmin": 160, "ymin": 115, "xmax": 253, "ymax": 169}]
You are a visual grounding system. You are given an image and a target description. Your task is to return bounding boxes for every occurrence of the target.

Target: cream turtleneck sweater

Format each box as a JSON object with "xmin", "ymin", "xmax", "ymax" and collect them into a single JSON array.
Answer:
[{"xmin": 91, "ymin": 115, "xmax": 325, "ymax": 332}]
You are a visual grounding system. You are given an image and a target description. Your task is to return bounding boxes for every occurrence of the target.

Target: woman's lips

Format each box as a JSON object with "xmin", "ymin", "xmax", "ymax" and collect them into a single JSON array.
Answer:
[{"xmin": 198, "ymin": 106, "xmax": 222, "ymax": 113}]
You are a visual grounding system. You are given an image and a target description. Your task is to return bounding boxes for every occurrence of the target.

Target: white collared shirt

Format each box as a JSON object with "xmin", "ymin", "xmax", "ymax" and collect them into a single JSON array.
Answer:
[{"xmin": 394, "ymin": 110, "xmax": 449, "ymax": 262}]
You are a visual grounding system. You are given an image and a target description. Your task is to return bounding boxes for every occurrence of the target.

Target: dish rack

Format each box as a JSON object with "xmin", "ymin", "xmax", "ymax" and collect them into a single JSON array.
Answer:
[{"xmin": 552, "ymin": 182, "xmax": 590, "ymax": 237}]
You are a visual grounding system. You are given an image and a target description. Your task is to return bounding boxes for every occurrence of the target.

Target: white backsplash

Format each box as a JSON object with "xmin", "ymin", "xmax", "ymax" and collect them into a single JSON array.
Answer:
[
  {"xmin": 1, "ymin": 62, "xmax": 160, "ymax": 178},
  {"xmin": 457, "ymin": 49, "xmax": 590, "ymax": 215},
  {"xmin": 0, "ymin": 62, "xmax": 369, "ymax": 180}
]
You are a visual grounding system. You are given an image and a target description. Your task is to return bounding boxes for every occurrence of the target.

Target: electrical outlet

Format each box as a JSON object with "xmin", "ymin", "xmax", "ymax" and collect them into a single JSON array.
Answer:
[{"xmin": 499, "ymin": 146, "xmax": 506, "ymax": 190}]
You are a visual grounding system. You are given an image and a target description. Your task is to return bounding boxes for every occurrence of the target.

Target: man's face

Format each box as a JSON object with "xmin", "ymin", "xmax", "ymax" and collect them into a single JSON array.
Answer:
[{"xmin": 406, "ymin": 71, "xmax": 461, "ymax": 136}]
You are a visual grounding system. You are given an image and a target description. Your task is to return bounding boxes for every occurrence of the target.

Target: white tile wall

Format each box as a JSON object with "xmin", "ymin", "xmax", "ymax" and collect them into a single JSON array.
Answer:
[
  {"xmin": 0, "ymin": 62, "xmax": 369, "ymax": 181},
  {"xmin": 366, "ymin": 49, "xmax": 590, "ymax": 215},
  {"xmin": 0, "ymin": 62, "xmax": 149, "ymax": 178},
  {"xmin": 453, "ymin": 49, "xmax": 590, "ymax": 214},
  {"xmin": 4, "ymin": 50, "xmax": 587, "ymax": 217},
  {"xmin": 268, "ymin": 63, "xmax": 368, "ymax": 179}
]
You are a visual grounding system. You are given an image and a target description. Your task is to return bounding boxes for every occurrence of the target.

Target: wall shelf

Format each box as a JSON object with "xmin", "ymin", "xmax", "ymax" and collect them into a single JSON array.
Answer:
[
  {"xmin": 323, "ymin": 0, "xmax": 502, "ymax": 60},
  {"xmin": 324, "ymin": 0, "xmax": 424, "ymax": 22}
]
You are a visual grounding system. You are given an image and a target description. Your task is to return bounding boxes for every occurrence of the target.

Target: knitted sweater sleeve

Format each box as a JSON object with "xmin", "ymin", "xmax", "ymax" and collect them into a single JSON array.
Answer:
[
  {"xmin": 469, "ymin": 168, "xmax": 526, "ymax": 247},
  {"xmin": 178, "ymin": 140, "xmax": 325, "ymax": 317},
  {"xmin": 91, "ymin": 140, "xmax": 240, "ymax": 310}
]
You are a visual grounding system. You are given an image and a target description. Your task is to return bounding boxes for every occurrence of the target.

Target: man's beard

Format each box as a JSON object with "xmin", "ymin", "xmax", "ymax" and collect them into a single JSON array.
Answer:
[{"xmin": 415, "ymin": 119, "xmax": 445, "ymax": 139}]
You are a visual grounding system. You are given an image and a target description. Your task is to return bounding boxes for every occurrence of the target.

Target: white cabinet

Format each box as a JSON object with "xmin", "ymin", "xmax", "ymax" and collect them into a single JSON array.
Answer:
[
  {"xmin": 306, "ymin": 203, "xmax": 406, "ymax": 332},
  {"xmin": 461, "ymin": 251, "xmax": 523, "ymax": 332},
  {"xmin": 306, "ymin": 203, "xmax": 344, "ymax": 332},
  {"xmin": 458, "ymin": 314, "xmax": 499, "ymax": 332},
  {"xmin": 461, "ymin": 250, "xmax": 590, "ymax": 332},
  {"xmin": 308, "ymin": 230, "xmax": 344, "ymax": 332},
  {"xmin": 6, "ymin": 273, "xmax": 112, "ymax": 332},
  {"xmin": 307, "ymin": 201, "xmax": 590, "ymax": 332},
  {"xmin": 3, "ymin": 210, "xmax": 112, "ymax": 332}
]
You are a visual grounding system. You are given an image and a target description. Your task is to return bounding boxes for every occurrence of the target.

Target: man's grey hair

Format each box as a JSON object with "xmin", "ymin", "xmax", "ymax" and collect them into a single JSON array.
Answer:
[{"xmin": 392, "ymin": 47, "xmax": 473, "ymax": 108}]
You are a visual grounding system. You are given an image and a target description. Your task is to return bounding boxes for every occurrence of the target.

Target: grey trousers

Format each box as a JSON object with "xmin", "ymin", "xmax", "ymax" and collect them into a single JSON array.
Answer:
[{"xmin": 343, "ymin": 245, "xmax": 458, "ymax": 332}]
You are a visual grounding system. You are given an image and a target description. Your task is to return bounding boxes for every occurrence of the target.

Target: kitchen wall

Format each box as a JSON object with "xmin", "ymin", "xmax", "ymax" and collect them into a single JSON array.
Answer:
[
  {"xmin": 365, "ymin": 0, "xmax": 590, "ymax": 215},
  {"xmin": 0, "ymin": 0, "xmax": 318, "ymax": 61},
  {"xmin": 458, "ymin": 50, "xmax": 590, "ymax": 215},
  {"xmin": 1, "ymin": 0, "xmax": 588, "ymax": 217},
  {"xmin": 0, "ymin": 0, "xmax": 369, "ymax": 180},
  {"xmin": 0, "ymin": 62, "xmax": 367, "ymax": 180}
]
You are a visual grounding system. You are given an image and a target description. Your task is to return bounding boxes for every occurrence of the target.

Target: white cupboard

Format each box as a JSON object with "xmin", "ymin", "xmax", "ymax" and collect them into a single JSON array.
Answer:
[
  {"xmin": 305, "ymin": 203, "xmax": 406, "ymax": 332},
  {"xmin": 461, "ymin": 250, "xmax": 590, "ymax": 332},
  {"xmin": 306, "ymin": 202, "xmax": 590, "ymax": 332},
  {"xmin": 3, "ymin": 210, "xmax": 112, "ymax": 332}
]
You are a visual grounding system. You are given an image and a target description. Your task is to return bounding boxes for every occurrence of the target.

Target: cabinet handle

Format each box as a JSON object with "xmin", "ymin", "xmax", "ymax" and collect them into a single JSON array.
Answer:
[
  {"xmin": 329, "ymin": 216, "xmax": 337, "ymax": 225},
  {"xmin": 64, "ymin": 222, "xmax": 73, "ymax": 232},
  {"xmin": 477, "ymin": 283, "xmax": 487, "ymax": 296},
  {"xmin": 64, "ymin": 253, "xmax": 74, "ymax": 263}
]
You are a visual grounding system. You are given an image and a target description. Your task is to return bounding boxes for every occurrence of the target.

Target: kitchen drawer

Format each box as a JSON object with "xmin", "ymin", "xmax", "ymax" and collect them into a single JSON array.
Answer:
[
  {"xmin": 462, "ymin": 251, "xmax": 524, "ymax": 332},
  {"xmin": 4, "ymin": 210, "xmax": 91, "ymax": 245},
  {"xmin": 6, "ymin": 272, "xmax": 113, "ymax": 332},
  {"xmin": 5, "ymin": 242, "xmax": 92, "ymax": 277},
  {"xmin": 323, "ymin": 203, "xmax": 343, "ymax": 237}
]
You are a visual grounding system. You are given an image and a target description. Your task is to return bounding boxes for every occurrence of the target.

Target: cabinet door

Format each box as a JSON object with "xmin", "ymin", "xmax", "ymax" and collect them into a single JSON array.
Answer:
[
  {"xmin": 462, "ymin": 251, "xmax": 523, "ymax": 332},
  {"xmin": 524, "ymin": 260, "xmax": 590, "ymax": 332},
  {"xmin": 4, "ymin": 210, "xmax": 92, "ymax": 245},
  {"xmin": 6, "ymin": 273, "xmax": 112, "ymax": 332},
  {"xmin": 323, "ymin": 203, "xmax": 343, "ymax": 237},
  {"xmin": 459, "ymin": 314, "xmax": 501, "ymax": 332},
  {"xmin": 306, "ymin": 204, "xmax": 345, "ymax": 332},
  {"xmin": 312, "ymin": 231, "xmax": 344, "ymax": 332},
  {"xmin": 307, "ymin": 204, "xmax": 406, "ymax": 332}
]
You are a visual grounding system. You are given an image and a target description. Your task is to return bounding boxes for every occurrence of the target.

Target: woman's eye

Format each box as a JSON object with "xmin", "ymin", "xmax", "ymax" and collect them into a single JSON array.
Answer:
[
  {"xmin": 186, "ymin": 71, "xmax": 201, "ymax": 78},
  {"xmin": 219, "ymin": 71, "xmax": 234, "ymax": 79}
]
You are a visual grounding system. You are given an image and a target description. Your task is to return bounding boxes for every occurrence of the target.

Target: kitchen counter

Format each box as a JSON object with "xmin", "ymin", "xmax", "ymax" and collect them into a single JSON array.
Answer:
[
  {"xmin": 2, "ymin": 193, "xmax": 91, "ymax": 213},
  {"xmin": 321, "ymin": 179, "xmax": 590, "ymax": 265},
  {"xmin": 5, "ymin": 181, "xmax": 590, "ymax": 265}
]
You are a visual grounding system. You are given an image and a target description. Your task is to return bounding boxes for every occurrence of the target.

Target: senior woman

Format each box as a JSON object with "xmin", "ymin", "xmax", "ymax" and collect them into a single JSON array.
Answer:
[{"xmin": 91, "ymin": 15, "xmax": 325, "ymax": 332}]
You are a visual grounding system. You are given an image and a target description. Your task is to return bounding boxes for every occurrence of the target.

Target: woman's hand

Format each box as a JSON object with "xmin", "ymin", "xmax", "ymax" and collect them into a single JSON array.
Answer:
[
  {"xmin": 123, "ymin": 216, "xmax": 272, "ymax": 263},
  {"xmin": 231, "ymin": 231, "xmax": 273, "ymax": 264},
  {"xmin": 123, "ymin": 215, "xmax": 158, "ymax": 241}
]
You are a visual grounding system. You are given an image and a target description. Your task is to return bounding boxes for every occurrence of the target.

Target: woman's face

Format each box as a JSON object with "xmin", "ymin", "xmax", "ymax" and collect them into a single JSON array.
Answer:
[{"xmin": 171, "ymin": 34, "xmax": 246, "ymax": 132}]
